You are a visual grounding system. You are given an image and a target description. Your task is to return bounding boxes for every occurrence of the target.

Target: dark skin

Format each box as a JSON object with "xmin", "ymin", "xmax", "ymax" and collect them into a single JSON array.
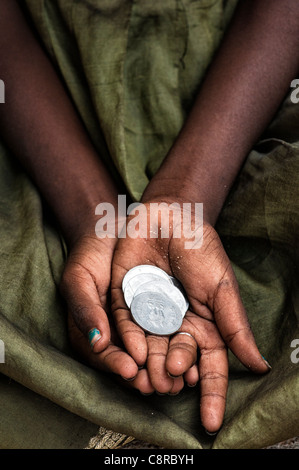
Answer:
[{"xmin": 0, "ymin": 0, "xmax": 298, "ymax": 432}]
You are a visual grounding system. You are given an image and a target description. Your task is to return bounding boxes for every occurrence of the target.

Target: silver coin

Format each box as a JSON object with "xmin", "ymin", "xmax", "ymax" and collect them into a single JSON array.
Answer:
[
  {"xmin": 130, "ymin": 291, "xmax": 183, "ymax": 335},
  {"xmin": 123, "ymin": 272, "xmax": 170, "ymax": 308},
  {"xmin": 122, "ymin": 265, "xmax": 170, "ymax": 291},
  {"xmin": 134, "ymin": 280, "xmax": 188, "ymax": 317},
  {"xmin": 169, "ymin": 276, "xmax": 189, "ymax": 312}
]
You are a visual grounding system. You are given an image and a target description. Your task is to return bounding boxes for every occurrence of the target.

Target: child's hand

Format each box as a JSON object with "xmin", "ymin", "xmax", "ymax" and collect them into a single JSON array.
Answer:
[
  {"xmin": 60, "ymin": 234, "xmax": 154, "ymax": 394},
  {"xmin": 111, "ymin": 200, "xmax": 271, "ymax": 432}
]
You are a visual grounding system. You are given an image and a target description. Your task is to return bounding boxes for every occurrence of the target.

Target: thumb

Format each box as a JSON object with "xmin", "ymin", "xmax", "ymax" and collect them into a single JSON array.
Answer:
[
  {"xmin": 211, "ymin": 269, "xmax": 271, "ymax": 374},
  {"xmin": 60, "ymin": 265, "xmax": 111, "ymax": 353}
]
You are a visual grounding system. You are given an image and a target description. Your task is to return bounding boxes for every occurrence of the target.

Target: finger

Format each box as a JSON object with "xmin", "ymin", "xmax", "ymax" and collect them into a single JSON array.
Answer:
[
  {"xmin": 147, "ymin": 335, "xmax": 184, "ymax": 394},
  {"xmin": 68, "ymin": 313, "xmax": 139, "ymax": 380},
  {"xmin": 166, "ymin": 330, "xmax": 198, "ymax": 378},
  {"xmin": 184, "ymin": 364, "xmax": 199, "ymax": 387},
  {"xmin": 110, "ymin": 259, "xmax": 149, "ymax": 366},
  {"xmin": 130, "ymin": 368, "xmax": 155, "ymax": 395},
  {"xmin": 168, "ymin": 376, "xmax": 185, "ymax": 395},
  {"xmin": 212, "ymin": 272, "xmax": 271, "ymax": 373},
  {"xmin": 111, "ymin": 284, "xmax": 148, "ymax": 366},
  {"xmin": 199, "ymin": 343, "xmax": 228, "ymax": 433},
  {"xmin": 173, "ymin": 311, "xmax": 229, "ymax": 432},
  {"xmin": 61, "ymin": 266, "xmax": 111, "ymax": 353},
  {"xmin": 98, "ymin": 344, "xmax": 140, "ymax": 380}
]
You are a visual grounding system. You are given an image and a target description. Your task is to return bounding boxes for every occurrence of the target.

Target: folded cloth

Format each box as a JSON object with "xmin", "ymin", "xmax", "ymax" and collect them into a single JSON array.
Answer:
[{"xmin": 0, "ymin": 0, "xmax": 298, "ymax": 449}]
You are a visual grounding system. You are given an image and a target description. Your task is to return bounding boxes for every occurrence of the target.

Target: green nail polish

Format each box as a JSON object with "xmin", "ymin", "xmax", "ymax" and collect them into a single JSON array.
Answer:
[
  {"xmin": 262, "ymin": 355, "xmax": 272, "ymax": 369},
  {"xmin": 88, "ymin": 328, "xmax": 101, "ymax": 349}
]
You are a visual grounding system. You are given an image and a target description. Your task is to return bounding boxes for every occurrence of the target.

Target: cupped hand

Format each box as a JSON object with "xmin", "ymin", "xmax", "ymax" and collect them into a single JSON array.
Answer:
[
  {"xmin": 59, "ymin": 234, "xmax": 154, "ymax": 393},
  {"xmin": 111, "ymin": 200, "xmax": 271, "ymax": 432}
]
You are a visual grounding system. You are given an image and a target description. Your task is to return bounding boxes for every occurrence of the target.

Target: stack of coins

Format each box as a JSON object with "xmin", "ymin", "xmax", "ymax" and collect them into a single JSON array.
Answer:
[{"xmin": 122, "ymin": 265, "xmax": 189, "ymax": 335}]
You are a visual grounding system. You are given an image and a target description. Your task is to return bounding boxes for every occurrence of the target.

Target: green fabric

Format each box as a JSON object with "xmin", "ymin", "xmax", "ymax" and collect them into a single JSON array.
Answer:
[{"xmin": 0, "ymin": 0, "xmax": 298, "ymax": 449}]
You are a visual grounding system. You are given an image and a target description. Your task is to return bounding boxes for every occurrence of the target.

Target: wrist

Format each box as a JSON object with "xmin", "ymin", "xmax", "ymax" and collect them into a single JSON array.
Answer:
[
  {"xmin": 57, "ymin": 184, "xmax": 121, "ymax": 249},
  {"xmin": 141, "ymin": 175, "xmax": 221, "ymax": 227}
]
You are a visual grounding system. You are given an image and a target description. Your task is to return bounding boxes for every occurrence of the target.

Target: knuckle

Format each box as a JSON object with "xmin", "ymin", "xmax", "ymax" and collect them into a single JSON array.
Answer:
[
  {"xmin": 168, "ymin": 340, "xmax": 196, "ymax": 355},
  {"xmin": 200, "ymin": 344, "xmax": 226, "ymax": 356},
  {"xmin": 224, "ymin": 326, "xmax": 251, "ymax": 345},
  {"xmin": 122, "ymin": 327, "xmax": 145, "ymax": 339},
  {"xmin": 200, "ymin": 371, "xmax": 227, "ymax": 381},
  {"xmin": 60, "ymin": 264, "xmax": 86, "ymax": 292},
  {"xmin": 200, "ymin": 392, "xmax": 226, "ymax": 400}
]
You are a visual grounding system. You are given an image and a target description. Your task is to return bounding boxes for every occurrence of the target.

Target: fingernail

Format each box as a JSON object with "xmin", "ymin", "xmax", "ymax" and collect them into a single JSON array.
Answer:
[
  {"xmin": 88, "ymin": 328, "xmax": 102, "ymax": 349},
  {"xmin": 121, "ymin": 375, "xmax": 137, "ymax": 382},
  {"xmin": 205, "ymin": 429, "xmax": 218, "ymax": 436},
  {"xmin": 187, "ymin": 382, "xmax": 198, "ymax": 388},
  {"xmin": 262, "ymin": 355, "xmax": 272, "ymax": 369},
  {"xmin": 167, "ymin": 371, "xmax": 181, "ymax": 379}
]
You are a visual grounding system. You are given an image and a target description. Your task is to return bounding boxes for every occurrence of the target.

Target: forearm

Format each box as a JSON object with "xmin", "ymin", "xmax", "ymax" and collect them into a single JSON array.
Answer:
[
  {"xmin": 142, "ymin": 0, "xmax": 299, "ymax": 225},
  {"xmin": 0, "ymin": 0, "xmax": 118, "ymax": 246}
]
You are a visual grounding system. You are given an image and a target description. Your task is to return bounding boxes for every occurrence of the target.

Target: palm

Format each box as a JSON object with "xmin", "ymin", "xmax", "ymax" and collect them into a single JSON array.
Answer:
[
  {"xmin": 60, "ymin": 235, "xmax": 153, "ymax": 390},
  {"xmin": 111, "ymin": 203, "xmax": 270, "ymax": 432}
]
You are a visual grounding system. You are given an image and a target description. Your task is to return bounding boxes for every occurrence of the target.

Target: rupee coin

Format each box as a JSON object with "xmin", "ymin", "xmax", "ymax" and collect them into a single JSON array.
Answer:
[
  {"xmin": 123, "ymin": 272, "xmax": 171, "ymax": 308},
  {"xmin": 130, "ymin": 291, "xmax": 183, "ymax": 335},
  {"xmin": 122, "ymin": 265, "xmax": 170, "ymax": 292},
  {"xmin": 134, "ymin": 279, "xmax": 188, "ymax": 317}
]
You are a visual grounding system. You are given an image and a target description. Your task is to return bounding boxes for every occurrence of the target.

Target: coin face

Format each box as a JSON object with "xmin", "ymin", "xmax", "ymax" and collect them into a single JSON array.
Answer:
[
  {"xmin": 122, "ymin": 265, "xmax": 170, "ymax": 291},
  {"xmin": 130, "ymin": 291, "xmax": 183, "ymax": 335},
  {"xmin": 134, "ymin": 280, "xmax": 188, "ymax": 317},
  {"xmin": 123, "ymin": 272, "xmax": 171, "ymax": 308},
  {"xmin": 122, "ymin": 264, "xmax": 190, "ymax": 336}
]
